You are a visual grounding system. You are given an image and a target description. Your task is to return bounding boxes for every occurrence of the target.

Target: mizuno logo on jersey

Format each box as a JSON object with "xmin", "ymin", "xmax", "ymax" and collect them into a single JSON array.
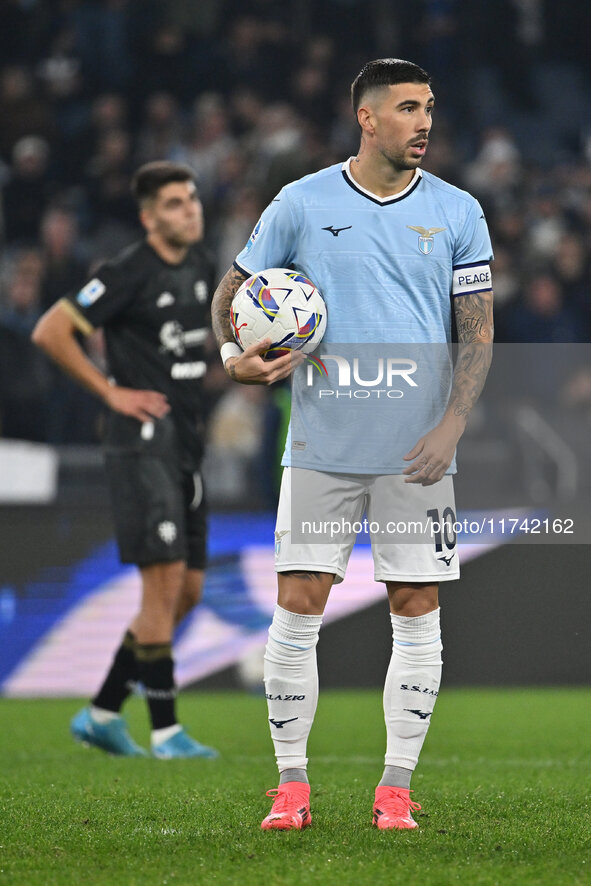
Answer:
[
  {"xmin": 437, "ymin": 553, "xmax": 455, "ymax": 566},
  {"xmin": 407, "ymin": 225, "xmax": 446, "ymax": 254},
  {"xmin": 322, "ymin": 225, "xmax": 352, "ymax": 237}
]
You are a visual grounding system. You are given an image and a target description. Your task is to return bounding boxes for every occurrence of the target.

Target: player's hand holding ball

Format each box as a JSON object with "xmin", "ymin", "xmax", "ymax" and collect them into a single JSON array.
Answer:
[
  {"xmin": 225, "ymin": 338, "xmax": 305, "ymax": 386},
  {"xmin": 227, "ymin": 268, "xmax": 326, "ymax": 385}
]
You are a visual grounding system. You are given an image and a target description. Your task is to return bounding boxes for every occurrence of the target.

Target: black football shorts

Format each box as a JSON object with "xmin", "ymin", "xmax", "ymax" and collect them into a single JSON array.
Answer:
[{"xmin": 104, "ymin": 452, "xmax": 207, "ymax": 569}]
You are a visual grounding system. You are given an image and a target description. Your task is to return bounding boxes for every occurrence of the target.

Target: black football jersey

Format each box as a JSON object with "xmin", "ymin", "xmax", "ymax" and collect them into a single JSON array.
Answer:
[{"xmin": 65, "ymin": 240, "xmax": 214, "ymax": 469}]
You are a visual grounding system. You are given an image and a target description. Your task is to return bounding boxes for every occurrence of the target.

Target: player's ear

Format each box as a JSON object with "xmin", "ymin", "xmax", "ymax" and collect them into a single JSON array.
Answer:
[
  {"xmin": 140, "ymin": 206, "xmax": 155, "ymax": 233},
  {"xmin": 357, "ymin": 105, "xmax": 375, "ymax": 135}
]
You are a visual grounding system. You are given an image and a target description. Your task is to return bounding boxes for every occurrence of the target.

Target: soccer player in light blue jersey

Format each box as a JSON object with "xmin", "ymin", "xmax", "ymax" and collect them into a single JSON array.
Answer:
[{"xmin": 212, "ymin": 59, "xmax": 494, "ymax": 831}]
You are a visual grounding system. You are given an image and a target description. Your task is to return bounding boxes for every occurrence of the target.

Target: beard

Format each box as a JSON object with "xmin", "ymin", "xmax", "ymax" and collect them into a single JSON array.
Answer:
[{"xmin": 382, "ymin": 148, "xmax": 424, "ymax": 171}]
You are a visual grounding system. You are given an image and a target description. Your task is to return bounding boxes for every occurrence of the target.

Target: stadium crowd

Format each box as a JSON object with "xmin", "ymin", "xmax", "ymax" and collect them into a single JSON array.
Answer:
[{"xmin": 1, "ymin": 0, "xmax": 591, "ymax": 456}]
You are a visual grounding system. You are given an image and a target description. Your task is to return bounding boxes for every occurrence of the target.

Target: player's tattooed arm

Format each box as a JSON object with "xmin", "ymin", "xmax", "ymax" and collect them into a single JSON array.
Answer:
[
  {"xmin": 211, "ymin": 266, "xmax": 248, "ymax": 349},
  {"xmin": 211, "ymin": 266, "xmax": 304, "ymax": 385},
  {"xmin": 403, "ymin": 289, "xmax": 493, "ymax": 485},
  {"xmin": 449, "ymin": 290, "xmax": 494, "ymax": 420}
]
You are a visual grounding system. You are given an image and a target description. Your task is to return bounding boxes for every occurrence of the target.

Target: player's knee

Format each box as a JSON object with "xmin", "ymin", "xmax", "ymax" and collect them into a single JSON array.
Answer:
[
  {"xmin": 387, "ymin": 582, "xmax": 439, "ymax": 617},
  {"xmin": 141, "ymin": 560, "xmax": 186, "ymax": 610},
  {"xmin": 277, "ymin": 570, "xmax": 332, "ymax": 615},
  {"xmin": 179, "ymin": 570, "xmax": 204, "ymax": 610}
]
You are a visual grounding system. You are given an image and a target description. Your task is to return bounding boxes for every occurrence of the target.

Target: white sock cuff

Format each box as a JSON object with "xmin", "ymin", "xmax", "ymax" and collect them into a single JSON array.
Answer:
[
  {"xmin": 269, "ymin": 605, "xmax": 323, "ymax": 649},
  {"xmin": 90, "ymin": 705, "xmax": 119, "ymax": 724},
  {"xmin": 151, "ymin": 723, "xmax": 182, "ymax": 746},
  {"xmin": 390, "ymin": 607, "xmax": 441, "ymax": 645}
]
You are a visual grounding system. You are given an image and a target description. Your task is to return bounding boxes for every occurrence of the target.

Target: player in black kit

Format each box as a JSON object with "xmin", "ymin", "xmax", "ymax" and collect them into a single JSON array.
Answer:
[{"xmin": 32, "ymin": 162, "xmax": 218, "ymax": 758}]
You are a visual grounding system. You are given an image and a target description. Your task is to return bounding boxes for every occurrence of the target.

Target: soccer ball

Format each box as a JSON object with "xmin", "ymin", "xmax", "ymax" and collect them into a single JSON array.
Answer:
[{"xmin": 231, "ymin": 268, "xmax": 327, "ymax": 358}]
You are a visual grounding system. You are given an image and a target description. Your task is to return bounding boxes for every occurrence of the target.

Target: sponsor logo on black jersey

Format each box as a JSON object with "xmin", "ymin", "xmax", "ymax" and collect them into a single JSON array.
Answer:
[
  {"xmin": 159, "ymin": 322, "xmax": 208, "ymax": 357},
  {"xmin": 157, "ymin": 292, "xmax": 175, "ymax": 308},
  {"xmin": 194, "ymin": 281, "xmax": 208, "ymax": 303}
]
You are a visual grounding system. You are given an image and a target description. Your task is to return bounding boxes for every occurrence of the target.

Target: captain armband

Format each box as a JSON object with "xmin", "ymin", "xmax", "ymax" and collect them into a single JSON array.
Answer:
[{"xmin": 452, "ymin": 263, "xmax": 492, "ymax": 297}]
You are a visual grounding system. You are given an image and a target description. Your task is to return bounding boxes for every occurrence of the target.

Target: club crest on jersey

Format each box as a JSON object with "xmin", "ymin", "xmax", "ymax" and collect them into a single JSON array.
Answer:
[{"xmin": 407, "ymin": 225, "xmax": 446, "ymax": 255}]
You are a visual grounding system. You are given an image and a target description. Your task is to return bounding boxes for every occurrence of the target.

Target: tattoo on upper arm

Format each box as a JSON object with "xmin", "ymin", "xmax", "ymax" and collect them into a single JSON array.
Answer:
[{"xmin": 211, "ymin": 266, "xmax": 248, "ymax": 348}]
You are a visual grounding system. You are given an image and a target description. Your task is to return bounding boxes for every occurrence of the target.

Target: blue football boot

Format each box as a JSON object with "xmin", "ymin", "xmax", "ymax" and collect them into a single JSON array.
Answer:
[
  {"xmin": 71, "ymin": 707, "xmax": 147, "ymax": 757},
  {"xmin": 152, "ymin": 727, "xmax": 219, "ymax": 759}
]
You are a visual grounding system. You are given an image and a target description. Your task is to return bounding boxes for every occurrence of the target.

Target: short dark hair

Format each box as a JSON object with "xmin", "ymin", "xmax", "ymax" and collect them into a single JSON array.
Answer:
[
  {"xmin": 351, "ymin": 58, "xmax": 431, "ymax": 112},
  {"xmin": 131, "ymin": 161, "xmax": 196, "ymax": 204}
]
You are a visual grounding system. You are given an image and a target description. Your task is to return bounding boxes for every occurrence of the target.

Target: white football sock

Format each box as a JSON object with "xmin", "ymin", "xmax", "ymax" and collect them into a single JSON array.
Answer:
[
  {"xmin": 264, "ymin": 605, "xmax": 322, "ymax": 773},
  {"xmin": 90, "ymin": 705, "xmax": 120, "ymax": 724},
  {"xmin": 151, "ymin": 724, "xmax": 182, "ymax": 746},
  {"xmin": 383, "ymin": 608, "xmax": 443, "ymax": 771}
]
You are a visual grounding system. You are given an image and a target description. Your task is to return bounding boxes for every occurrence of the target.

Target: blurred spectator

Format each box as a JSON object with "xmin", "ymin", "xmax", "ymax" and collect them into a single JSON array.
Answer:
[
  {"xmin": 133, "ymin": 20, "xmax": 198, "ymax": 104},
  {"xmin": 214, "ymin": 185, "xmax": 262, "ymax": 277},
  {"xmin": 39, "ymin": 207, "xmax": 88, "ymax": 311},
  {"xmin": 229, "ymin": 88, "xmax": 265, "ymax": 138},
  {"xmin": 220, "ymin": 16, "xmax": 289, "ymax": 100},
  {"xmin": 135, "ymin": 92, "xmax": 184, "ymax": 166},
  {"xmin": 289, "ymin": 39, "xmax": 335, "ymax": 130},
  {"xmin": 71, "ymin": 0, "xmax": 134, "ymax": 96},
  {"xmin": 175, "ymin": 94, "xmax": 237, "ymax": 207},
  {"xmin": 488, "ymin": 246, "xmax": 520, "ymax": 308},
  {"xmin": 551, "ymin": 233, "xmax": 591, "ymax": 337},
  {"xmin": 525, "ymin": 184, "xmax": 568, "ymax": 262},
  {"xmin": 501, "ymin": 272, "xmax": 586, "ymax": 344},
  {"xmin": 464, "ymin": 127, "xmax": 523, "ymax": 211},
  {"xmin": 0, "ymin": 0, "xmax": 45, "ymax": 65},
  {"xmin": 2, "ymin": 136, "xmax": 53, "ymax": 245},
  {"xmin": 0, "ymin": 249, "xmax": 44, "ymax": 336},
  {"xmin": 0, "ymin": 66, "xmax": 56, "ymax": 163},
  {"xmin": 36, "ymin": 24, "xmax": 86, "ymax": 141},
  {"xmin": 84, "ymin": 128, "xmax": 136, "ymax": 232},
  {"xmin": 64, "ymin": 93, "xmax": 128, "ymax": 183},
  {"xmin": 0, "ymin": 251, "xmax": 51, "ymax": 440}
]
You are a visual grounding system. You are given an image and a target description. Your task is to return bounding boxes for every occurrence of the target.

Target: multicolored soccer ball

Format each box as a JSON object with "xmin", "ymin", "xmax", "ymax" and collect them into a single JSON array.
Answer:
[{"xmin": 231, "ymin": 268, "xmax": 327, "ymax": 358}]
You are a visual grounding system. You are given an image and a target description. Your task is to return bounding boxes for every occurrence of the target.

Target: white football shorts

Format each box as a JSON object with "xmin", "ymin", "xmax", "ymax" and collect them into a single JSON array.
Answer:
[{"xmin": 275, "ymin": 467, "xmax": 460, "ymax": 583}]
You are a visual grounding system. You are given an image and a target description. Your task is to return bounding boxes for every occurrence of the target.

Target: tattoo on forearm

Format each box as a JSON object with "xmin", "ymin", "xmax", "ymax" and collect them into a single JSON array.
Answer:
[
  {"xmin": 450, "ymin": 291, "xmax": 494, "ymax": 418},
  {"xmin": 211, "ymin": 266, "xmax": 248, "ymax": 348},
  {"xmin": 455, "ymin": 292, "xmax": 494, "ymax": 344}
]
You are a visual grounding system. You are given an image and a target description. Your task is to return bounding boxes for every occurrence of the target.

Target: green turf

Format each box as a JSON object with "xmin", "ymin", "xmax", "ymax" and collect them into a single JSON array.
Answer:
[{"xmin": 1, "ymin": 689, "xmax": 589, "ymax": 886}]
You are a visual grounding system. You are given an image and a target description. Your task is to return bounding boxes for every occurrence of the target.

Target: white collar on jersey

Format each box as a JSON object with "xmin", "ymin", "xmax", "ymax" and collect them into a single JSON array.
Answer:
[{"xmin": 342, "ymin": 157, "xmax": 422, "ymax": 204}]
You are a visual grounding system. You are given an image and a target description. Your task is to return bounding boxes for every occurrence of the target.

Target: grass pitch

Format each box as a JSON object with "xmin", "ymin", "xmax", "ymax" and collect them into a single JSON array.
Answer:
[{"xmin": 1, "ymin": 688, "xmax": 589, "ymax": 886}]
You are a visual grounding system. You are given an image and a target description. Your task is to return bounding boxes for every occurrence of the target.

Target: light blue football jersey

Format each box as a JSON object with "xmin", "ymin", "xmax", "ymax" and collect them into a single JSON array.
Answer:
[{"xmin": 235, "ymin": 158, "xmax": 493, "ymax": 474}]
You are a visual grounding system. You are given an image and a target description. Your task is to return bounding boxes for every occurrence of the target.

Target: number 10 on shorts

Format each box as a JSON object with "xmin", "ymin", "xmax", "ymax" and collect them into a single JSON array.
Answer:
[{"xmin": 426, "ymin": 507, "xmax": 457, "ymax": 553}]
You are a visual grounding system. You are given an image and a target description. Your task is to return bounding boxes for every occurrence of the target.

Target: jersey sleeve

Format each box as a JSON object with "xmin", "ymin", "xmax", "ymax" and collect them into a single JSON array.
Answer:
[
  {"xmin": 451, "ymin": 199, "xmax": 494, "ymax": 296},
  {"xmin": 61, "ymin": 259, "xmax": 137, "ymax": 333},
  {"xmin": 453, "ymin": 199, "xmax": 494, "ymax": 266},
  {"xmin": 234, "ymin": 189, "xmax": 297, "ymax": 275}
]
